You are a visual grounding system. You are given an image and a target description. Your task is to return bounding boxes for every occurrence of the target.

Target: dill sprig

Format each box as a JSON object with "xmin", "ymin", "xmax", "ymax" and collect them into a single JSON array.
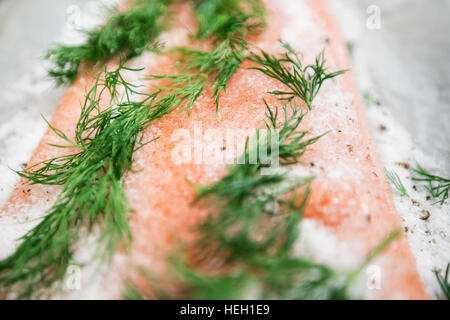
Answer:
[
  {"xmin": 45, "ymin": 0, "xmax": 170, "ymax": 85},
  {"xmin": 386, "ymin": 170, "xmax": 409, "ymax": 197},
  {"xmin": 0, "ymin": 62, "xmax": 166, "ymax": 298},
  {"xmin": 173, "ymin": 101, "xmax": 351, "ymax": 300},
  {"xmin": 435, "ymin": 262, "xmax": 450, "ymax": 300},
  {"xmin": 193, "ymin": 101, "xmax": 319, "ymax": 258},
  {"xmin": 150, "ymin": 0, "xmax": 265, "ymax": 114},
  {"xmin": 250, "ymin": 42, "xmax": 345, "ymax": 109},
  {"xmin": 170, "ymin": 248, "xmax": 352, "ymax": 300},
  {"xmin": 151, "ymin": 38, "xmax": 246, "ymax": 114},
  {"xmin": 412, "ymin": 164, "xmax": 450, "ymax": 205},
  {"xmin": 173, "ymin": 230, "xmax": 400, "ymax": 300},
  {"xmin": 149, "ymin": 44, "xmax": 240, "ymax": 116},
  {"xmin": 194, "ymin": 0, "xmax": 265, "ymax": 41}
]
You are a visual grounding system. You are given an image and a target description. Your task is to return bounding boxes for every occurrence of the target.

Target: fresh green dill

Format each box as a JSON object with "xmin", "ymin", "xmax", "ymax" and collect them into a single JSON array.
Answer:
[
  {"xmin": 250, "ymin": 42, "xmax": 345, "ymax": 109},
  {"xmin": 151, "ymin": 38, "xmax": 246, "ymax": 114},
  {"xmin": 386, "ymin": 170, "xmax": 409, "ymax": 197},
  {"xmin": 194, "ymin": 0, "xmax": 265, "ymax": 41},
  {"xmin": 412, "ymin": 164, "xmax": 450, "ymax": 205},
  {"xmin": 0, "ymin": 62, "xmax": 167, "ymax": 298},
  {"xmin": 192, "ymin": 101, "xmax": 319, "ymax": 261},
  {"xmin": 45, "ymin": 0, "xmax": 170, "ymax": 85},
  {"xmin": 170, "ymin": 251, "xmax": 352, "ymax": 300},
  {"xmin": 151, "ymin": 0, "xmax": 265, "ymax": 114},
  {"xmin": 435, "ymin": 262, "xmax": 450, "ymax": 300}
]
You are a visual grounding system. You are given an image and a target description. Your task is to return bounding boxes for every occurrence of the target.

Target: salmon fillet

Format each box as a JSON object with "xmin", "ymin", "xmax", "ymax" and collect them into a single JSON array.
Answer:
[{"xmin": 0, "ymin": 0, "xmax": 428, "ymax": 299}]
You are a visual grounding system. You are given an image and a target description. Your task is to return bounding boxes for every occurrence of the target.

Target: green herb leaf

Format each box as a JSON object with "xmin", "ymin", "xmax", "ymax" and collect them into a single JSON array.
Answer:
[
  {"xmin": 412, "ymin": 164, "xmax": 450, "ymax": 205},
  {"xmin": 435, "ymin": 262, "xmax": 450, "ymax": 300},
  {"xmin": 151, "ymin": 0, "xmax": 265, "ymax": 114},
  {"xmin": 386, "ymin": 170, "xmax": 409, "ymax": 197},
  {"xmin": 250, "ymin": 43, "xmax": 345, "ymax": 109}
]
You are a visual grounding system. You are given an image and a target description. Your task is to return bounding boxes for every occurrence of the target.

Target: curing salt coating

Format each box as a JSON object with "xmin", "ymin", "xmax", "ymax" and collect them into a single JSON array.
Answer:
[{"xmin": 0, "ymin": 0, "xmax": 428, "ymax": 299}]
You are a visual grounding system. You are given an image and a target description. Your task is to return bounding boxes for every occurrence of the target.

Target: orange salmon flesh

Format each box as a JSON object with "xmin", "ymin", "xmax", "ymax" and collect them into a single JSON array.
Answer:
[{"xmin": 0, "ymin": 0, "xmax": 428, "ymax": 299}]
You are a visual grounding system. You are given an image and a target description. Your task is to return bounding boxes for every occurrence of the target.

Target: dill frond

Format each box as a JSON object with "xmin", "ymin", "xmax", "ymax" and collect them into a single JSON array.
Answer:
[
  {"xmin": 45, "ymin": 0, "xmax": 169, "ymax": 85},
  {"xmin": 171, "ymin": 251, "xmax": 351, "ymax": 300},
  {"xmin": 194, "ymin": 0, "xmax": 265, "ymax": 41},
  {"xmin": 412, "ymin": 164, "xmax": 450, "ymax": 205},
  {"xmin": 435, "ymin": 262, "xmax": 450, "ymax": 300},
  {"xmin": 194, "ymin": 101, "xmax": 318, "ymax": 253},
  {"xmin": 347, "ymin": 229, "xmax": 400, "ymax": 285},
  {"xmin": 151, "ymin": 0, "xmax": 265, "ymax": 114},
  {"xmin": 250, "ymin": 42, "xmax": 345, "ymax": 109},
  {"xmin": 0, "ymin": 62, "xmax": 165, "ymax": 298},
  {"xmin": 386, "ymin": 170, "xmax": 409, "ymax": 197},
  {"xmin": 151, "ymin": 39, "xmax": 247, "ymax": 115},
  {"xmin": 151, "ymin": 72, "xmax": 208, "ymax": 116},
  {"xmin": 123, "ymin": 43, "xmax": 400, "ymax": 300}
]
